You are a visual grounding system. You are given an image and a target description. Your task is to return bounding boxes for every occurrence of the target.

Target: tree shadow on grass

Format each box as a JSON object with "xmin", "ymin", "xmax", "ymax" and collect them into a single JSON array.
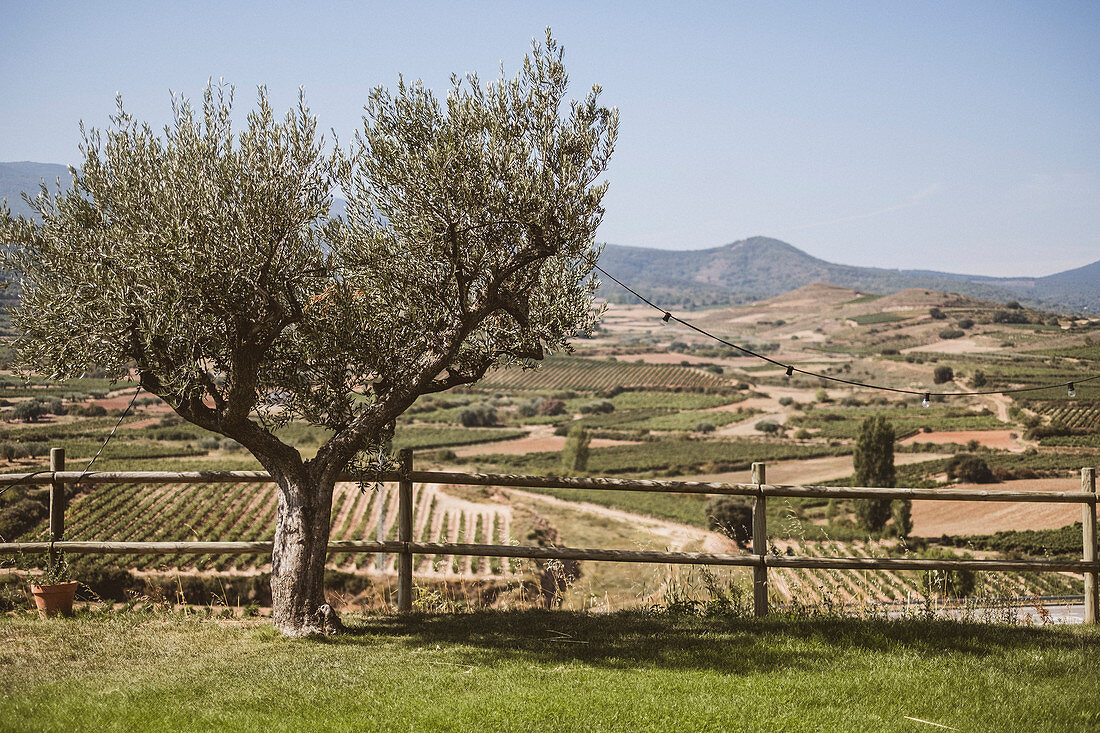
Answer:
[{"xmin": 330, "ymin": 610, "xmax": 1100, "ymax": 675}]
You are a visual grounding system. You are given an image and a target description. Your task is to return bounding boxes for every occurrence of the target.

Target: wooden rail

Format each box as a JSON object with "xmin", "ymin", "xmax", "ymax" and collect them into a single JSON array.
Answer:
[{"xmin": 1, "ymin": 450, "xmax": 1097, "ymax": 622}]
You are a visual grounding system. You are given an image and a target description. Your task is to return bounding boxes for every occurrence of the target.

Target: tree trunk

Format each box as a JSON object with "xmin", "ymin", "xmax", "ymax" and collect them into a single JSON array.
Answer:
[{"xmin": 270, "ymin": 468, "xmax": 341, "ymax": 636}]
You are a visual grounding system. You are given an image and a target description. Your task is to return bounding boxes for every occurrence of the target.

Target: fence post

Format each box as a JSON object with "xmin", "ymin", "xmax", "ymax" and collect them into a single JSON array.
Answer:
[
  {"xmin": 1084, "ymin": 467, "xmax": 1097, "ymax": 625},
  {"xmin": 49, "ymin": 447, "xmax": 66, "ymax": 545},
  {"xmin": 397, "ymin": 448, "xmax": 414, "ymax": 613},
  {"xmin": 752, "ymin": 461, "xmax": 768, "ymax": 617}
]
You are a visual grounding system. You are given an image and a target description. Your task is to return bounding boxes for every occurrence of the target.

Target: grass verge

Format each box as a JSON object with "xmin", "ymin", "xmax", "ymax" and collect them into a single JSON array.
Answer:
[{"xmin": 1, "ymin": 610, "xmax": 1098, "ymax": 731}]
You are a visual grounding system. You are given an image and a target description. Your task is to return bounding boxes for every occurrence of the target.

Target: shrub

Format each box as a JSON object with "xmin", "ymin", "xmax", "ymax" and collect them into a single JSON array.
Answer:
[
  {"xmin": 0, "ymin": 442, "xmax": 31, "ymax": 461},
  {"xmin": 0, "ymin": 496, "xmax": 48, "ymax": 539},
  {"xmin": 946, "ymin": 454, "xmax": 995, "ymax": 484},
  {"xmin": 919, "ymin": 548, "xmax": 975, "ymax": 598},
  {"xmin": 694, "ymin": 420, "xmax": 715, "ymax": 434},
  {"xmin": 458, "ymin": 404, "xmax": 498, "ymax": 427},
  {"xmin": 539, "ymin": 398, "xmax": 566, "ymax": 416},
  {"xmin": 1025, "ymin": 421, "xmax": 1077, "ymax": 440},
  {"xmin": 755, "ymin": 420, "xmax": 781, "ymax": 435},
  {"xmin": 68, "ymin": 403, "xmax": 108, "ymax": 417},
  {"xmin": 957, "ymin": 318, "xmax": 974, "ymax": 329},
  {"xmin": 814, "ymin": 388, "xmax": 830, "ymax": 403},
  {"xmin": 706, "ymin": 497, "xmax": 752, "ymax": 544},
  {"xmin": 10, "ymin": 400, "xmax": 48, "ymax": 422},
  {"xmin": 929, "ymin": 307, "xmax": 946, "ymax": 320},
  {"xmin": 938, "ymin": 328, "xmax": 964, "ymax": 340},
  {"xmin": 70, "ymin": 562, "xmax": 141, "ymax": 601},
  {"xmin": 778, "ymin": 396, "xmax": 793, "ymax": 406},
  {"xmin": 577, "ymin": 399, "xmax": 614, "ymax": 415},
  {"xmin": 932, "ymin": 365, "xmax": 954, "ymax": 384},
  {"xmin": 992, "ymin": 310, "xmax": 1029, "ymax": 324},
  {"xmin": 516, "ymin": 398, "xmax": 543, "ymax": 418},
  {"xmin": 992, "ymin": 466, "xmax": 1038, "ymax": 481},
  {"xmin": 971, "ymin": 370, "xmax": 987, "ymax": 388}
]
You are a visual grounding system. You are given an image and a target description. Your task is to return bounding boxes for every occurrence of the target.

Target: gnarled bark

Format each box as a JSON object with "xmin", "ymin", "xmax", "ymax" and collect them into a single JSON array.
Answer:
[{"xmin": 269, "ymin": 468, "xmax": 341, "ymax": 636}]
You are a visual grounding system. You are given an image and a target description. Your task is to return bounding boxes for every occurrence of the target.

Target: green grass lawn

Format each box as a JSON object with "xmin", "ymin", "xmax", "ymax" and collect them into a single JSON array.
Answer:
[{"xmin": 2, "ymin": 611, "xmax": 1098, "ymax": 731}]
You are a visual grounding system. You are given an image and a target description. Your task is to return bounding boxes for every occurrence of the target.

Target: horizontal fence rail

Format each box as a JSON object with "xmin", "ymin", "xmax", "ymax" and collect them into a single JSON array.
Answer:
[
  {"xmin": 1, "ymin": 449, "xmax": 1097, "ymax": 623},
  {"xmin": 4, "ymin": 469, "xmax": 1097, "ymax": 504},
  {"xmin": 4, "ymin": 541, "xmax": 1099, "ymax": 575}
]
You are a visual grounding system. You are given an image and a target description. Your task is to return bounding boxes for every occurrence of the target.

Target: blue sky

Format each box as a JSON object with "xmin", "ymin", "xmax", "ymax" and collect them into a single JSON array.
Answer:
[{"xmin": 2, "ymin": 1, "xmax": 1097, "ymax": 276}]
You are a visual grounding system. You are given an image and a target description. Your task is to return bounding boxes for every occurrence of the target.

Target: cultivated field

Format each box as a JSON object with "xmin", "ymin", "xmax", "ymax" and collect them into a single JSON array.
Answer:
[{"xmin": 2, "ymin": 286, "xmax": 1098, "ymax": 613}]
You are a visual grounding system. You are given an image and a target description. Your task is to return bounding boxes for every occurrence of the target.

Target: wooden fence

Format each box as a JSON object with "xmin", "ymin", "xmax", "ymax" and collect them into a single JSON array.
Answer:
[{"xmin": 1, "ymin": 448, "xmax": 1096, "ymax": 623}]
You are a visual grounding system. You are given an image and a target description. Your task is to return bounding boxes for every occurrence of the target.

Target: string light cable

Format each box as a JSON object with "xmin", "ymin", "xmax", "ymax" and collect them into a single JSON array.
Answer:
[
  {"xmin": 590, "ymin": 263, "xmax": 1099, "ymax": 400},
  {"xmin": 73, "ymin": 385, "xmax": 143, "ymax": 483}
]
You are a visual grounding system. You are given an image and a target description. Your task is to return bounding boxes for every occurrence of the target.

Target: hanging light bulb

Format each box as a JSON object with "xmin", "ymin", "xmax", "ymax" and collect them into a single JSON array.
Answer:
[
  {"xmin": 785, "ymin": 366, "xmax": 794, "ymax": 378},
  {"xmin": 1068, "ymin": 382, "xmax": 1076, "ymax": 398},
  {"xmin": 922, "ymin": 393, "xmax": 931, "ymax": 409}
]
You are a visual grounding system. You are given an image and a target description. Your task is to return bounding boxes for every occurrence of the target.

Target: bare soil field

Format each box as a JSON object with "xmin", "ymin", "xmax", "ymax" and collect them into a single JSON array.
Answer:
[
  {"xmin": 620, "ymin": 352, "xmax": 755, "ymax": 367},
  {"xmin": 903, "ymin": 338, "xmax": 1005, "ymax": 354},
  {"xmin": 910, "ymin": 478, "xmax": 1081, "ymax": 536},
  {"xmin": 452, "ymin": 427, "xmax": 638, "ymax": 457},
  {"xmin": 899, "ymin": 429, "xmax": 1025, "ymax": 452},
  {"xmin": 91, "ymin": 394, "xmax": 171, "ymax": 412},
  {"xmin": 686, "ymin": 452, "xmax": 951, "ymax": 486}
]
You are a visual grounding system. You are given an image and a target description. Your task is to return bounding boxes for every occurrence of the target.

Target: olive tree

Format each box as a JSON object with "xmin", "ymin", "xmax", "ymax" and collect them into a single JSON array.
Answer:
[{"xmin": 1, "ymin": 32, "xmax": 617, "ymax": 636}]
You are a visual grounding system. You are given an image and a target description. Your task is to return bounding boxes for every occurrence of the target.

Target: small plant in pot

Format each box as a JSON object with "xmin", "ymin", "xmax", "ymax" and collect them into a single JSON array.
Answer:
[{"xmin": 29, "ymin": 549, "xmax": 77, "ymax": 618}]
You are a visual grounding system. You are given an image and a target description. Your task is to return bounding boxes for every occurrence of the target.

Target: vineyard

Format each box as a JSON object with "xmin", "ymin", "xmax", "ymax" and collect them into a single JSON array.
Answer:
[
  {"xmin": 765, "ymin": 538, "xmax": 1083, "ymax": 605},
  {"xmin": 10, "ymin": 478, "xmax": 1090, "ymax": 610},
  {"xmin": 1037, "ymin": 403, "xmax": 1100, "ymax": 431},
  {"xmin": 477, "ymin": 356, "xmax": 732, "ymax": 391},
  {"xmin": 35, "ymin": 482, "xmax": 518, "ymax": 579}
]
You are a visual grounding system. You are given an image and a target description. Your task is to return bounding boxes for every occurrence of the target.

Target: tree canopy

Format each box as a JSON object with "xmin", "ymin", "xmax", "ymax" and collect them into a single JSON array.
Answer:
[{"xmin": 2, "ymin": 31, "xmax": 616, "ymax": 474}]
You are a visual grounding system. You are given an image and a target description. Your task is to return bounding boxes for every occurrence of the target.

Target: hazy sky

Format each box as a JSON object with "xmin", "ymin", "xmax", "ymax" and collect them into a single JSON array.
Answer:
[{"xmin": 2, "ymin": 1, "xmax": 1097, "ymax": 277}]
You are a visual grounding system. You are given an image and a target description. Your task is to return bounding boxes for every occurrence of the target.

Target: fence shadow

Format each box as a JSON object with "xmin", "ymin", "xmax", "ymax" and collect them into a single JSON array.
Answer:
[{"xmin": 331, "ymin": 610, "xmax": 1099, "ymax": 675}]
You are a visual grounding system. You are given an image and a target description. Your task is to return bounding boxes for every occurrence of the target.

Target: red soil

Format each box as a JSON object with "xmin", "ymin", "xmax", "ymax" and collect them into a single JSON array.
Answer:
[
  {"xmin": 910, "ymin": 478, "xmax": 1083, "ymax": 536},
  {"xmin": 899, "ymin": 430, "xmax": 1024, "ymax": 453}
]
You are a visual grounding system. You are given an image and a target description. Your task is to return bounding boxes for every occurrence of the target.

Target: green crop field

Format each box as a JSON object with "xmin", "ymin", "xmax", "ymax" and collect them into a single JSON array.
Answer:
[
  {"xmin": 1036, "ymin": 404, "xmax": 1100, "ymax": 430},
  {"xmin": 789, "ymin": 408, "xmax": 1004, "ymax": 439},
  {"xmin": 473, "ymin": 438, "xmax": 847, "ymax": 476},
  {"xmin": 477, "ymin": 356, "xmax": 731, "ymax": 391},
  {"xmin": 848, "ymin": 311, "xmax": 910, "ymax": 325}
]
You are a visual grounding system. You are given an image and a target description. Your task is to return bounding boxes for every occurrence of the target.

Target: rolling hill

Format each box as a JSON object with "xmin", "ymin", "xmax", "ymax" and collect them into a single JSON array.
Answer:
[{"xmin": 597, "ymin": 237, "xmax": 1100, "ymax": 313}]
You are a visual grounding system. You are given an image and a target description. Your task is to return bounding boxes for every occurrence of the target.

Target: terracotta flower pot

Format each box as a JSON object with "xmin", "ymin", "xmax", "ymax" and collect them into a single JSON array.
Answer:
[{"xmin": 30, "ymin": 581, "xmax": 78, "ymax": 618}]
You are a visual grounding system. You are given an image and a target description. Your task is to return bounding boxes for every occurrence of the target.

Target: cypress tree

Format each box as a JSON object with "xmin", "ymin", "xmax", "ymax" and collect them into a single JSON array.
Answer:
[
  {"xmin": 561, "ymin": 426, "xmax": 590, "ymax": 472},
  {"xmin": 853, "ymin": 416, "xmax": 895, "ymax": 532}
]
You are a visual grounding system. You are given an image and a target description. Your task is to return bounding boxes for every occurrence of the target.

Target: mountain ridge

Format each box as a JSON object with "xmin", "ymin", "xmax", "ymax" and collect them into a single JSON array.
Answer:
[
  {"xmin": 596, "ymin": 236, "xmax": 1100, "ymax": 313},
  {"xmin": 3, "ymin": 161, "xmax": 1097, "ymax": 312}
]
